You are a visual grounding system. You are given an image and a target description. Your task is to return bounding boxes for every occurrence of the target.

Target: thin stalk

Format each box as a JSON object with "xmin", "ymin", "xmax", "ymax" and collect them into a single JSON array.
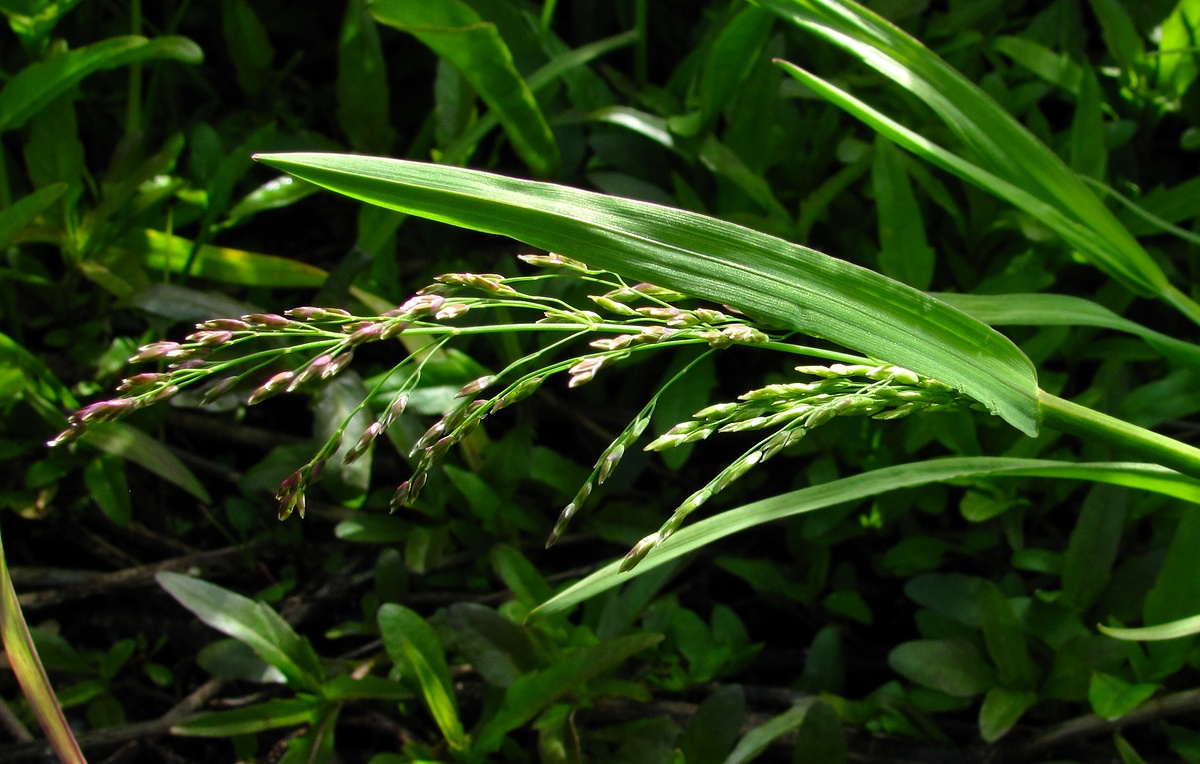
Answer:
[{"xmin": 1038, "ymin": 390, "xmax": 1200, "ymax": 481}]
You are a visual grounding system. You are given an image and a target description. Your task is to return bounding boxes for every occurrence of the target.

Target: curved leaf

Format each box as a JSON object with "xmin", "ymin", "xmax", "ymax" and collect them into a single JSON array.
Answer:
[
  {"xmin": 369, "ymin": 0, "xmax": 558, "ymax": 175},
  {"xmin": 758, "ymin": 0, "xmax": 1200, "ymax": 323},
  {"xmin": 531, "ymin": 458, "xmax": 1200, "ymax": 616},
  {"xmin": 254, "ymin": 152, "xmax": 1040, "ymax": 435},
  {"xmin": 0, "ymin": 36, "xmax": 203, "ymax": 133}
]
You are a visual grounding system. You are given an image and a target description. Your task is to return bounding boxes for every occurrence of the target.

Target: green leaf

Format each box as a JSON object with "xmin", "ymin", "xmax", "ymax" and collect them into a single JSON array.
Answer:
[
  {"xmin": 253, "ymin": 152, "xmax": 1040, "ymax": 436},
  {"xmin": 671, "ymin": 5, "xmax": 775, "ymax": 137},
  {"xmin": 377, "ymin": 604, "xmax": 462, "ymax": 747},
  {"xmin": 1154, "ymin": 0, "xmax": 1200, "ymax": 104},
  {"xmin": 133, "ymin": 229, "xmax": 329, "ymax": 287},
  {"xmin": 337, "ymin": 0, "xmax": 394, "ymax": 153},
  {"xmin": 83, "ymin": 454, "xmax": 132, "ymax": 526},
  {"xmin": 473, "ymin": 632, "xmax": 663, "ymax": 755},
  {"xmin": 0, "ymin": 526, "xmax": 86, "ymax": 763},
  {"xmin": 221, "ymin": 0, "xmax": 274, "ymax": 97},
  {"xmin": 791, "ymin": 699, "xmax": 846, "ymax": 764},
  {"xmin": 1100, "ymin": 613, "xmax": 1200, "ymax": 642},
  {"xmin": 677, "ymin": 685, "xmax": 745, "ymax": 764},
  {"xmin": 0, "ymin": 36, "xmax": 203, "ymax": 133},
  {"xmin": 80, "ymin": 422, "xmax": 210, "ymax": 503},
  {"xmin": 369, "ymin": 0, "xmax": 559, "ymax": 175},
  {"xmin": 889, "ymin": 639, "xmax": 996, "ymax": 698},
  {"xmin": 978, "ymin": 581, "xmax": 1037, "ymax": 690},
  {"xmin": 936, "ymin": 292, "xmax": 1200, "ymax": 373},
  {"xmin": 156, "ymin": 572, "xmax": 324, "ymax": 692},
  {"xmin": 1087, "ymin": 672, "xmax": 1159, "ymax": 721},
  {"xmin": 171, "ymin": 698, "xmax": 320, "ymax": 736},
  {"xmin": 763, "ymin": 0, "xmax": 1200, "ymax": 323},
  {"xmin": 978, "ymin": 686, "xmax": 1036, "ymax": 743},
  {"xmin": 724, "ymin": 701, "xmax": 814, "ymax": 764},
  {"xmin": 532, "ymin": 458, "xmax": 1200, "ymax": 616},
  {"xmin": 1061, "ymin": 485, "xmax": 1126, "ymax": 613},
  {"xmin": 993, "ymin": 35, "xmax": 1083, "ymax": 94},
  {"xmin": 872, "ymin": 138, "xmax": 933, "ymax": 289},
  {"xmin": 445, "ymin": 602, "xmax": 538, "ymax": 689},
  {"xmin": 403, "ymin": 640, "xmax": 466, "ymax": 749},
  {"xmin": 0, "ymin": 184, "xmax": 66, "ymax": 249}
]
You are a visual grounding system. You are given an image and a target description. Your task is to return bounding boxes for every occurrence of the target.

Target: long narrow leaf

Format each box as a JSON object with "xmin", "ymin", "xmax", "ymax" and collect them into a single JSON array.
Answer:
[
  {"xmin": 0, "ymin": 36, "xmax": 202, "ymax": 133},
  {"xmin": 369, "ymin": 0, "xmax": 558, "ymax": 175},
  {"xmin": 939, "ymin": 293, "xmax": 1200, "ymax": 371},
  {"xmin": 254, "ymin": 152, "xmax": 1040, "ymax": 436},
  {"xmin": 757, "ymin": 0, "xmax": 1200, "ymax": 324},
  {"xmin": 0, "ymin": 526, "xmax": 85, "ymax": 763},
  {"xmin": 531, "ymin": 458, "xmax": 1200, "ymax": 616}
]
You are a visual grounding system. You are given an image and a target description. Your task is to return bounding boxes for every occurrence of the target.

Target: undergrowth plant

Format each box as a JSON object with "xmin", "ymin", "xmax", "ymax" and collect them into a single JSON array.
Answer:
[{"xmin": 18, "ymin": 0, "xmax": 1200, "ymax": 760}]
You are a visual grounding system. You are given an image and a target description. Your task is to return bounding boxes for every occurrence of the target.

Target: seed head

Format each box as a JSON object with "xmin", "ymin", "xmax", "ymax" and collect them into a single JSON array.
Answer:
[
  {"xmin": 196, "ymin": 318, "xmax": 252, "ymax": 332},
  {"xmin": 243, "ymin": 313, "xmax": 291, "ymax": 328},
  {"xmin": 248, "ymin": 371, "xmax": 294, "ymax": 405},
  {"xmin": 344, "ymin": 421, "xmax": 384, "ymax": 465},
  {"xmin": 185, "ymin": 330, "xmax": 233, "ymax": 346}
]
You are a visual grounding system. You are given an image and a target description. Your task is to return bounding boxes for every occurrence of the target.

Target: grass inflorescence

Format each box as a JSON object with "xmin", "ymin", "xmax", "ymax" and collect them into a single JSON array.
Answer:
[{"xmin": 50, "ymin": 254, "xmax": 974, "ymax": 559}]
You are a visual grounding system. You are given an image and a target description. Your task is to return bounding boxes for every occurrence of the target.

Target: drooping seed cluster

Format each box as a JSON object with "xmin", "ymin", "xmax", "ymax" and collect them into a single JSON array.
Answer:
[
  {"xmin": 49, "ymin": 254, "xmax": 798, "ymax": 525},
  {"xmin": 610, "ymin": 363, "xmax": 979, "ymax": 571}
]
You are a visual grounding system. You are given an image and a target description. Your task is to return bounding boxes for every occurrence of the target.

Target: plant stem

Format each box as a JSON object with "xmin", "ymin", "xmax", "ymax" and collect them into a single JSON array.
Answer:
[{"xmin": 1038, "ymin": 390, "xmax": 1200, "ymax": 480}]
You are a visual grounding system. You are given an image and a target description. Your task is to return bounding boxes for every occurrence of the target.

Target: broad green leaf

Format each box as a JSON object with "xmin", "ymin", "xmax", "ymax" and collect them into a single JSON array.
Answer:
[
  {"xmin": 337, "ymin": 0, "xmax": 394, "ymax": 153},
  {"xmin": 762, "ymin": 0, "xmax": 1200, "ymax": 324},
  {"xmin": 334, "ymin": 514, "xmax": 408, "ymax": 544},
  {"xmin": 254, "ymin": 152, "xmax": 1040, "ymax": 436},
  {"xmin": 403, "ymin": 640, "xmax": 466, "ymax": 749},
  {"xmin": 936, "ymin": 292, "xmax": 1200, "ymax": 372},
  {"xmin": 670, "ymin": 5, "xmax": 775, "ymax": 137},
  {"xmin": 872, "ymin": 138, "xmax": 933, "ymax": 289},
  {"xmin": 1061, "ymin": 485, "xmax": 1126, "ymax": 613},
  {"xmin": 0, "ymin": 184, "xmax": 66, "ymax": 249},
  {"xmin": 473, "ymin": 632, "xmax": 663, "ymax": 754},
  {"xmin": 978, "ymin": 582, "xmax": 1037, "ymax": 689},
  {"xmin": 377, "ymin": 604, "xmax": 462, "ymax": 746},
  {"xmin": 133, "ymin": 229, "xmax": 328, "ymax": 287},
  {"xmin": 83, "ymin": 454, "xmax": 132, "ymax": 526},
  {"xmin": 532, "ymin": 458, "xmax": 1200, "ymax": 616},
  {"xmin": 79, "ymin": 422, "xmax": 211, "ymax": 503},
  {"xmin": 791, "ymin": 699, "xmax": 846, "ymax": 764},
  {"xmin": 889, "ymin": 638, "xmax": 995, "ymax": 697},
  {"xmin": 171, "ymin": 698, "xmax": 320, "ymax": 736},
  {"xmin": 1087, "ymin": 0, "xmax": 1144, "ymax": 78},
  {"xmin": 0, "ymin": 36, "xmax": 203, "ymax": 133},
  {"xmin": 369, "ymin": 0, "xmax": 558, "ymax": 175},
  {"xmin": 677, "ymin": 685, "xmax": 745, "ymax": 764},
  {"xmin": 221, "ymin": 0, "xmax": 273, "ymax": 98},
  {"xmin": 978, "ymin": 686, "xmax": 1037, "ymax": 743},
  {"xmin": 1154, "ymin": 0, "xmax": 1200, "ymax": 105},
  {"xmin": 156, "ymin": 573, "xmax": 324, "ymax": 692},
  {"xmin": 197, "ymin": 638, "xmax": 286, "ymax": 684},
  {"xmin": 445, "ymin": 602, "xmax": 538, "ymax": 688},
  {"xmin": 993, "ymin": 35, "xmax": 1083, "ymax": 94},
  {"xmin": 1087, "ymin": 671, "xmax": 1158, "ymax": 720}
]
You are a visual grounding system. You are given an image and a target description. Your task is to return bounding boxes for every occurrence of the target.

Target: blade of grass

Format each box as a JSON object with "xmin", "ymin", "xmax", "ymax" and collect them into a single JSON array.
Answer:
[
  {"xmin": 0, "ymin": 525, "xmax": 85, "ymax": 763},
  {"xmin": 531, "ymin": 457, "xmax": 1200, "ymax": 616},
  {"xmin": 253, "ymin": 152, "xmax": 1041, "ymax": 436},
  {"xmin": 758, "ymin": 0, "xmax": 1200, "ymax": 325},
  {"xmin": 369, "ymin": 0, "xmax": 558, "ymax": 176}
]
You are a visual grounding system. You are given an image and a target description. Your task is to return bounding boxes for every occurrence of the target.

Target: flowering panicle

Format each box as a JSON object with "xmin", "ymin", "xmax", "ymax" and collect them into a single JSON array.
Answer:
[
  {"xmin": 615, "ymin": 363, "xmax": 977, "ymax": 570},
  {"xmin": 48, "ymin": 254, "xmax": 982, "ymax": 562}
]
